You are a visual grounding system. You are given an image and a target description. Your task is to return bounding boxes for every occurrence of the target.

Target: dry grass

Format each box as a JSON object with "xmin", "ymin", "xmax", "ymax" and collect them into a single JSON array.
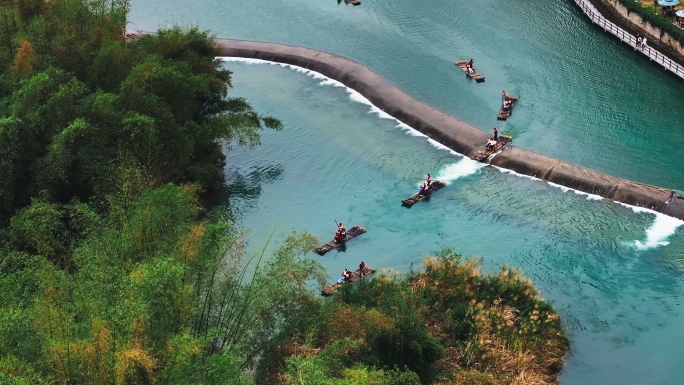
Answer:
[
  {"xmin": 325, "ymin": 306, "xmax": 394, "ymax": 345},
  {"xmin": 439, "ymin": 370, "xmax": 499, "ymax": 385},
  {"xmin": 414, "ymin": 255, "xmax": 568, "ymax": 385},
  {"xmin": 269, "ymin": 250, "xmax": 568, "ymax": 384}
]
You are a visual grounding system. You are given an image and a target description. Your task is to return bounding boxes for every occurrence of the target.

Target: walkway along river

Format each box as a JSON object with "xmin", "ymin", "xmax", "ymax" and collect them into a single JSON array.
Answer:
[
  {"xmin": 573, "ymin": 0, "xmax": 684, "ymax": 78},
  {"xmin": 213, "ymin": 38, "xmax": 684, "ymax": 220}
]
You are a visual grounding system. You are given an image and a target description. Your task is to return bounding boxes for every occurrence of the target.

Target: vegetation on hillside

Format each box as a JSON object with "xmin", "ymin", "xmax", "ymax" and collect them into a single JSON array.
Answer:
[
  {"xmin": 261, "ymin": 249, "xmax": 568, "ymax": 385},
  {"xmin": 0, "ymin": 1, "xmax": 569, "ymax": 384},
  {"xmin": 0, "ymin": 0, "xmax": 281, "ymax": 225},
  {"xmin": 1, "ymin": 184, "xmax": 328, "ymax": 383}
]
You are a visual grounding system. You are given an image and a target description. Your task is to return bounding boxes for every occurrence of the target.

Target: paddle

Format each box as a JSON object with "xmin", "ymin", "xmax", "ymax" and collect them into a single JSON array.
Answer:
[{"xmin": 333, "ymin": 219, "xmax": 341, "ymax": 242}]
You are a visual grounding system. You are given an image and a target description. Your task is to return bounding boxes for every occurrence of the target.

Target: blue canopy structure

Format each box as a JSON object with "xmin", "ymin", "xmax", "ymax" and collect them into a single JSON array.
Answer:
[
  {"xmin": 676, "ymin": 9, "xmax": 684, "ymax": 17},
  {"xmin": 658, "ymin": 0, "xmax": 679, "ymax": 6}
]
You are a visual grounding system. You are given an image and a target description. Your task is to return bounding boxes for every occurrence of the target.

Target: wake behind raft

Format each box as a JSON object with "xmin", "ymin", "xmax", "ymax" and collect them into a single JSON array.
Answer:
[
  {"xmin": 401, "ymin": 180, "xmax": 447, "ymax": 207},
  {"xmin": 471, "ymin": 135, "xmax": 512, "ymax": 162},
  {"xmin": 314, "ymin": 225, "xmax": 366, "ymax": 255}
]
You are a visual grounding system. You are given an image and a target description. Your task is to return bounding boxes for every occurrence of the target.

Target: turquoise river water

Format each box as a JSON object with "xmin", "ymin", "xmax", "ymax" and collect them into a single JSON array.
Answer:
[{"xmin": 130, "ymin": 0, "xmax": 684, "ymax": 383}]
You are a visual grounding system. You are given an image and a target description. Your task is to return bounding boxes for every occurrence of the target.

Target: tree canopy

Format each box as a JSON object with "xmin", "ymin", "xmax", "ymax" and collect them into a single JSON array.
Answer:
[{"xmin": 0, "ymin": 0, "xmax": 281, "ymax": 224}]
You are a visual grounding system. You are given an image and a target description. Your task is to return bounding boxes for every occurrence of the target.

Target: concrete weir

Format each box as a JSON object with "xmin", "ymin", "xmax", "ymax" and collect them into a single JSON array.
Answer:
[{"xmin": 214, "ymin": 38, "xmax": 684, "ymax": 220}]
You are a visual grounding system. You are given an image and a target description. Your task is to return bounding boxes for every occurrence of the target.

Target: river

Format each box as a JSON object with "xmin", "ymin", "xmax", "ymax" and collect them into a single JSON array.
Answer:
[{"xmin": 130, "ymin": 1, "xmax": 684, "ymax": 383}]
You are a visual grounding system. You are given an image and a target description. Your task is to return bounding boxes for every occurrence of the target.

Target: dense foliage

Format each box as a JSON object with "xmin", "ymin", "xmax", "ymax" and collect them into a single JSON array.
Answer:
[
  {"xmin": 0, "ymin": 0, "xmax": 307, "ymax": 383},
  {"xmin": 1, "ymin": 183, "xmax": 329, "ymax": 384},
  {"xmin": 262, "ymin": 249, "xmax": 569, "ymax": 385},
  {"xmin": 0, "ymin": 0, "xmax": 281, "ymax": 225},
  {"xmin": 0, "ymin": 1, "xmax": 568, "ymax": 384}
]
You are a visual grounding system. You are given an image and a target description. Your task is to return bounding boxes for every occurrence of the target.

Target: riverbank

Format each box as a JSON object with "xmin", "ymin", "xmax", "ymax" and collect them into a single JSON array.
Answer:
[{"xmin": 213, "ymin": 38, "xmax": 684, "ymax": 220}]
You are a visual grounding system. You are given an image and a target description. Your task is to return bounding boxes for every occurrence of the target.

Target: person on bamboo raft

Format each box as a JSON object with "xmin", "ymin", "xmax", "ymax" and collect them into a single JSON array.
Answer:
[
  {"xmin": 503, "ymin": 99, "xmax": 512, "ymax": 109},
  {"xmin": 486, "ymin": 138, "xmax": 497, "ymax": 151},
  {"xmin": 337, "ymin": 269, "xmax": 352, "ymax": 283},
  {"xmin": 419, "ymin": 183, "xmax": 430, "ymax": 196},
  {"xmin": 426, "ymin": 174, "xmax": 432, "ymax": 186},
  {"xmin": 334, "ymin": 223, "xmax": 347, "ymax": 243}
]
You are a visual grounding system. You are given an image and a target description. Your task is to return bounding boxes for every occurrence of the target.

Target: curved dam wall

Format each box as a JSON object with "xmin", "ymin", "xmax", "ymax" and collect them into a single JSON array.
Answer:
[{"xmin": 214, "ymin": 38, "xmax": 684, "ymax": 220}]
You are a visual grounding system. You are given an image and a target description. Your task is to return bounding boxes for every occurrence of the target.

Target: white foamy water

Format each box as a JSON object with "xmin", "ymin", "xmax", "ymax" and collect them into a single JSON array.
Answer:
[
  {"xmin": 493, "ymin": 165, "xmax": 544, "ymax": 182},
  {"xmin": 221, "ymin": 57, "xmax": 398, "ymax": 121},
  {"xmin": 547, "ymin": 182, "xmax": 604, "ymax": 201},
  {"xmin": 221, "ymin": 57, "xmax": 682, "ymax": 250},
  {"xmin": 436, "ymin": 158, "xmax": 484, "ymax": 184},
  {"xmin": 487, "ymin": 149, "xmax": 503, "ymax": 161},
  {"xmin": 492, "ymin": 169, "xmax": 680, "ymax": 250},
  {"xmin": 614, "ymin": 202, "xmax": 684, "ymax": 250},
  {"xmin": 495, "ymin": 168, "xmax": 603, "ymax": 201},
  {"xmin": 221, "ymin": 57, "xmax": 457, "ymax": 156},
  {"xmin": 414, "ymin": 157, "xmax": 484, "ymax": 188},
  {"xmin": 426, "ymin": 138, "xmax": 460, "ymax": 156},
  {"xmin": 634, "ymin": 215, "xmax": 683, "ymax": 250},
  {"xmin": 396, "ymin": 122, "xmax": 428, "ymax": 137}
]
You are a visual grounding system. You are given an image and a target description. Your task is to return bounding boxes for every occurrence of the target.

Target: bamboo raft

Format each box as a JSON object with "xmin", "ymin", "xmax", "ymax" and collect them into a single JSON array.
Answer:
[
  {"xmin": 454, "ymin": 60, "xmax": 485, "ymax": 82},
  {"xmin": 401, "ymin": 180, "xmax": 447, "ymax": 207},
  {"xmin": 497, "ymin": 97, "xmax": 518, "ymax": 120},
  {"xmin": 314, "ymin": 225, "xmax": 366, "ymax": 255},
  {"xmin": 321, "ymin": 267, "xmax": 375, "ymax": 296},
  {"xmin": 345, "ymin": 0, "xmax": 361, "ymax": 5},
  {"xmin": 471, "ymin": 135, "xmax": 513, "ymax": 162}
]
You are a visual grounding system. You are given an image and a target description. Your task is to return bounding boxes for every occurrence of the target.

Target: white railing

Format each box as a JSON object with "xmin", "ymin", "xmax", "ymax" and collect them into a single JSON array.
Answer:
[{"xmin": 573, "ymin": 0, "xmax": 684, "ymax": 79}]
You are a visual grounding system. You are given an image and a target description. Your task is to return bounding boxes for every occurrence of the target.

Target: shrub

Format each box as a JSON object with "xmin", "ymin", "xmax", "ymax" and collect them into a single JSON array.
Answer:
[{"xmin": 274, "ymin": 247, "xmax": 568, "ymax": 385}]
